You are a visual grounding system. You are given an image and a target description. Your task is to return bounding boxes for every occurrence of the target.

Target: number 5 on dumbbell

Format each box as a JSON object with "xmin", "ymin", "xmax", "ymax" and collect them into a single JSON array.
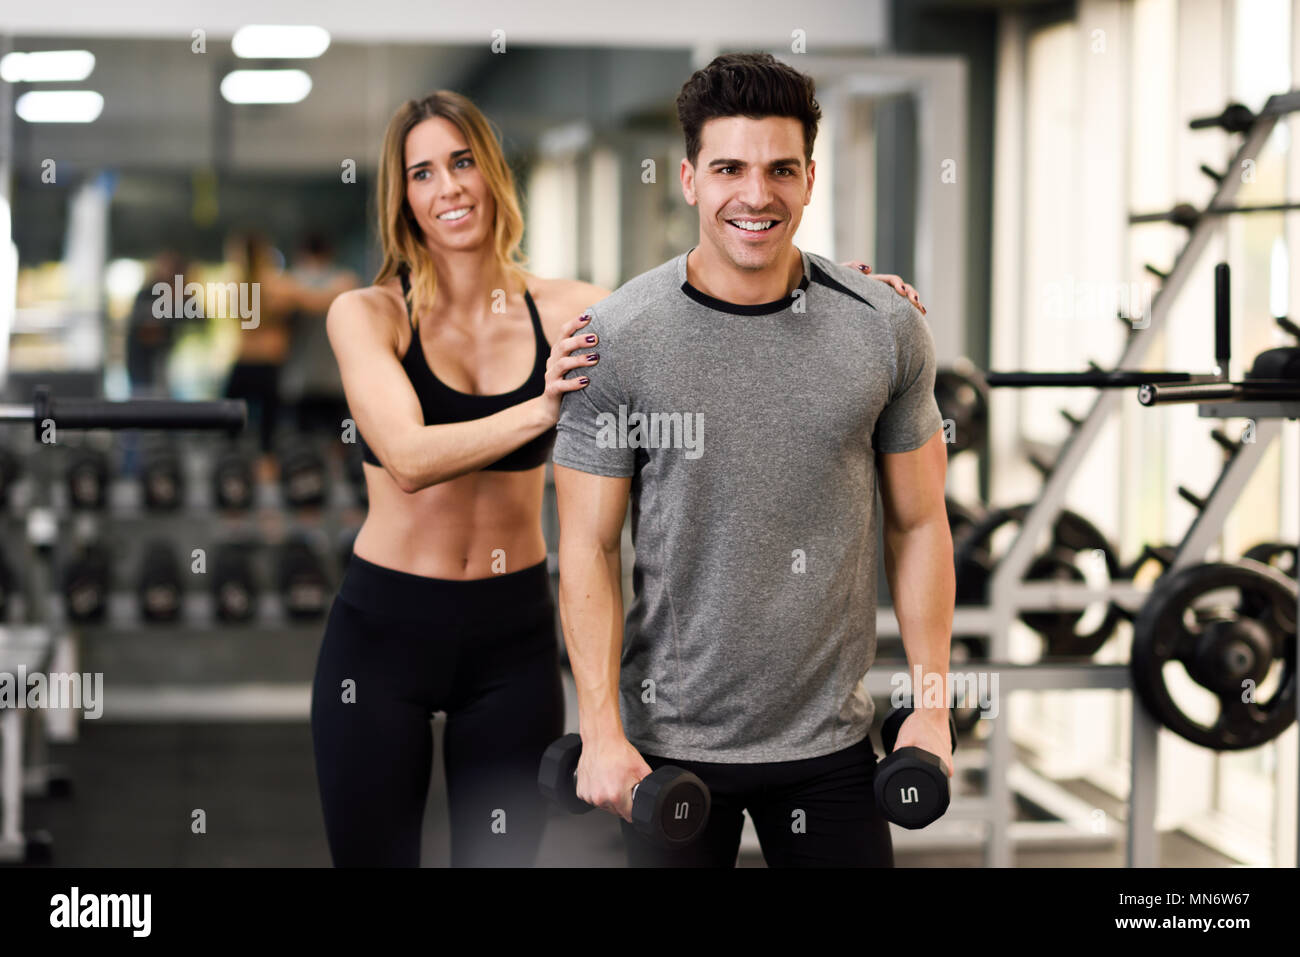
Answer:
[
  {"xmin": 875, "ymin": 702, "xmax": 958, "ymax": 830},
  {"xmin": 538, "ymin": 734, "xmax": 711, "ymax": 848}
]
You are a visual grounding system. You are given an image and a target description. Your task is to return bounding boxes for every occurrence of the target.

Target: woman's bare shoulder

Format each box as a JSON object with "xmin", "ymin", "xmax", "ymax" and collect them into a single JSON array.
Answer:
[
  {"xmin": 524, "ymin": 275, "xmax": 611, "ymax": 341},
  {"xmin": 327, "ymin": 278, "xmax": 407, "ymax": 346}
]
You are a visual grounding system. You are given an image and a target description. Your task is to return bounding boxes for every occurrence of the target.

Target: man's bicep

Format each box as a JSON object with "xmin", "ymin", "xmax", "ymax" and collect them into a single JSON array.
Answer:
[
  {"xmin": 554, "ymin": 465, "xmax": 631, "ymax": 552},
  {"xmin": 876, "ymin": 430, "xmax": 948, "ymax": 532}
]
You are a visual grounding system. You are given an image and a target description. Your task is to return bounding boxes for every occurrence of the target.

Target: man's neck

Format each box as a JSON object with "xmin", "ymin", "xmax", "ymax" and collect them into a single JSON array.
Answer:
[{"xmin": 686, "ymin": 243, "xmax": 804, "ymax": 305}]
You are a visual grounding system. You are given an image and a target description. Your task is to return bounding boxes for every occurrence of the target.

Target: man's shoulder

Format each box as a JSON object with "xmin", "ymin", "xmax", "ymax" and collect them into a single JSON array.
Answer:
[
  {"xmin": 587, "ymin": 255, "xmax": 684, "ymax": 330},
  {"xmin": 804, "ymin": 250, "xmax": 918, "ymax": 321}
]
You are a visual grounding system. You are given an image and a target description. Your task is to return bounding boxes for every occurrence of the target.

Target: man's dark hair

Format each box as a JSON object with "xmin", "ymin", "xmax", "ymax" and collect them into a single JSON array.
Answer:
[{"xmin": 675, "ymin": 52, "xmax": 822, "ymax": 167}]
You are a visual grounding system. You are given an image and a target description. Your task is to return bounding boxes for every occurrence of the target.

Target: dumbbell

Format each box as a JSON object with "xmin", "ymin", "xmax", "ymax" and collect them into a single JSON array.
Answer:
[
  {"xmin": 277, "ymin": 539, "xmax": 329, "ymax": 619},
  {"xmin": 213, "ymin": 542, "xmax": 258, "ymax": 623},
  {"xmin": 279, "ymin": 443, "xmax": 328, "ymax": 509},
  {"xmin": 141, "ymin": 444, "xmax": 184, "ymax": 510},
  {"xmin": 62, "ymin": 544, "xmax": 111, "ymax": 622},
  {"xmin": 874, "ymin": 702, "xmax": 958, "ymax": 830},
  {"xmin": 213, "ymin": 447, "xmax": 255, "ymax": 511},
  {"xmin": 138, "ymin": 539, "xmax": 184, "ymax": 623},
  {"xmin": 65, "ymin": 447, "xmax": 109, "ymax": 510},
  {"xmin": 538, "ymin": 733, "xmax": 711, "ymax": 848}
]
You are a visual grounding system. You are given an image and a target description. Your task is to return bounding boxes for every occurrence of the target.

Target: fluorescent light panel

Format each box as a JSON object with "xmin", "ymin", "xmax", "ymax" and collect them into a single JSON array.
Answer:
[
  {"xmin": 15, "ymin": 90, "xmax": 103, "ymax": 123},
  {"xmin": 220, "ymin": 69, "xmax": 313, "ymax": 104},
  {"xmin": 232, "ymin": 25, "xmax": 330, "ymax": 59},
  {"xmin": 0, "ymin": 50, "xmax": 95, "ymax": 83}
]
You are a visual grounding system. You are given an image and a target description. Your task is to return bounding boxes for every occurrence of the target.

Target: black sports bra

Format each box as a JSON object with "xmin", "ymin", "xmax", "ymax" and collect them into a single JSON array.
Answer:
[{"xmin": 356, "ymin": 268, "xmax": 557, "ymax": 472}]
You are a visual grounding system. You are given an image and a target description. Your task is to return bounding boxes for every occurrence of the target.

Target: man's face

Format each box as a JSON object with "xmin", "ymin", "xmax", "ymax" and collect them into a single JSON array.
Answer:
[{"xmin": 680, "ymin": 115, "xmax": 815, "ymax": 272}]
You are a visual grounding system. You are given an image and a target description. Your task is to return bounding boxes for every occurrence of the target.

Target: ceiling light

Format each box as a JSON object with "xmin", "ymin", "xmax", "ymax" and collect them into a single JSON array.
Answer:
[
  {"xmin": 232, "ymin": 25, "xmax": 330, "ymax": 59},
  {"xmin": 15, "ymin": 91, "xmax": 103, "ymax": 123},
  {"xmin": 220, "ymin": 69, "xmax": 312, "ymax": 104},
  {"xmin": 0, "ymin": 50, "xmax": 95, "ymax": 83}
]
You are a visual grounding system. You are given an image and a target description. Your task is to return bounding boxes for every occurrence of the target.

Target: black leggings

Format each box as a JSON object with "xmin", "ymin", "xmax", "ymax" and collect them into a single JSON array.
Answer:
[
  {"xmin": 223, "ymin": 361, "xmax": 281, "ymax": 453},
  {"xmin": 310, "ymin": 554, "xmax": 564, "ymax": 867},
  {"xmin": 620, "ymin": 736, "xmax": 895, "ymax": 867}
]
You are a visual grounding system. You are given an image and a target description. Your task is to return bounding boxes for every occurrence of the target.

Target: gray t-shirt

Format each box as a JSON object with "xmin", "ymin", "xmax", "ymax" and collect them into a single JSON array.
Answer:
[{"xmin": 553, "ymin": 246, "xmax": 943, "ymax": 763}]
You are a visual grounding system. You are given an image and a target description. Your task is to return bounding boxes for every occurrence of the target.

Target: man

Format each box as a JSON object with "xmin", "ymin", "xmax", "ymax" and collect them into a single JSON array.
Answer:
[{"xmin": 553, "ymin": 52, "xmax": 955, "ymax": 867}]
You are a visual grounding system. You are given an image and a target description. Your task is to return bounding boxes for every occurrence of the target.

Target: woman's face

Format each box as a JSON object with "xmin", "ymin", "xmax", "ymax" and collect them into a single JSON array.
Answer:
[{"xmin": 403, "ymin": 115, "xmax": 497, "ymax": 254}]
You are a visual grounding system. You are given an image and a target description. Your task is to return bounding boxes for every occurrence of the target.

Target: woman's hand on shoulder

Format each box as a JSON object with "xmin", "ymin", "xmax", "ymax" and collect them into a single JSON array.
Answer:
[
  {"xmin": 840, "ymin": 261, "xmax": 926, "ymax": 315},
  {"xmin": 532, "ymin": 277, "xmax": 611, "ymax": 426}
]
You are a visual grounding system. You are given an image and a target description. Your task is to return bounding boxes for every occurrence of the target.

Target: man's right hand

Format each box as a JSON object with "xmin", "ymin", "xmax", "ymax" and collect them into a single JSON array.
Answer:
[{"xmin": 574, "ymin": 735, "xmax": 653, "ymax": 823}]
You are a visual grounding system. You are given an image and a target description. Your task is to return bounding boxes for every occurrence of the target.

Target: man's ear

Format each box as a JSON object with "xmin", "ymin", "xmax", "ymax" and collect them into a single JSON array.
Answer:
[
  {"xmin": 680, "ymin": 157, "xmax": 698, "ymax": 206},
  {"xmin": 804, "ymin": 158, "xmax": 816, "ymax": 205}
]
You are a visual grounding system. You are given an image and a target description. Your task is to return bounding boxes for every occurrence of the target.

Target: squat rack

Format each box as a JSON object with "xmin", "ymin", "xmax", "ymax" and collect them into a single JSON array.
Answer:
[{"xmin": 877, "ymin": 89, "xmax": 1300, "ymax": 867}]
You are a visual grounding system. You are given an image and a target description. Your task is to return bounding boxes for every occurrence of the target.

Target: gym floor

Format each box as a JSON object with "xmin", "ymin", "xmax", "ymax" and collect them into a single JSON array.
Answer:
[{"xmin": 18, "ymin": 672, "xmax": 1239, "ymax": 868}]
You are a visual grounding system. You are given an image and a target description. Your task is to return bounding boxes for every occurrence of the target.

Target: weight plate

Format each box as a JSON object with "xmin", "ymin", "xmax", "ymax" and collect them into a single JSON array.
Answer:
[
  {"xmin": 954, "ymin": 503, "xmax": 1122, "ymax": 657},
  {"xmin": 935, "ymin": 362, "xmax": 989, "ymax": 458},
  {"xmin": 1131, "ymin": 560, "xmax": 1297, "ymax": 751},
  {"xmin": 1242, "ymin": 542, "xmax": 1297, "ymax": 579}
]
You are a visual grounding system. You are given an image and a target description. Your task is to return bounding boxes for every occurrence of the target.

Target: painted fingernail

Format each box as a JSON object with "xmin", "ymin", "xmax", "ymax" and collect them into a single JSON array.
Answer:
[
  {"xmin": 578, "ymin": 313, "xmax": 591, "ymax": 322},
  {"xmin": 587, "ymin": 353, "xmax": 599, "ymax": 361},
  {"xmin": 578, "ymin": 377, "xmax": 590, "ymax": 384},
  {"xmin": 584, "ymin": 334, "xmax": 596, "ymax": 343},
  {"xmin": 857, "ymin": 264, "xmax": 867, "ymax": 271}
]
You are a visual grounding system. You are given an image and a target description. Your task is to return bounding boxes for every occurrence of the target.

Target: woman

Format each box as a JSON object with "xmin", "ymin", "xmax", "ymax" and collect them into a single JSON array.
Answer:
[
  {"xmin": 222, "ymin": 232, "xmax": 354, "ymax": 478},
  {"xmin": 310, "ymin": 90, "xmax": 926, "ymax": 867}
]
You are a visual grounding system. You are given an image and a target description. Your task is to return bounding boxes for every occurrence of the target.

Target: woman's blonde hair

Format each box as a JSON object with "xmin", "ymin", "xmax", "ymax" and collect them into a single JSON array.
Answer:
[{"xmin": 374, "ymin": 91, "xmax": 528, "ymax": 328}]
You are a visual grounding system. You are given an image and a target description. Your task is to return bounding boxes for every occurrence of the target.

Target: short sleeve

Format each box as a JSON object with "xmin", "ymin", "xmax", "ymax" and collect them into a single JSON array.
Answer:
[
  {"xmin": 552, "ymin": 308, "xmax": 637, "ymax": 478},
  {"xmin": 872, "ymin": 306, "xmax": 945, "ymax": 454}
]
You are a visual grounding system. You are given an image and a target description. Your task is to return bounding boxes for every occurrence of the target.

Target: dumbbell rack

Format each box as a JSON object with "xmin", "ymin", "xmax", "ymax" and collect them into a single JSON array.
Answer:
[
  {"xmin": 1, "ymin": 434, "xmax": 363, "ymax": 719},
  {"xmin": 0, "ymin": 390, "xmax": 251, "ymax": 862},
  {"xmin": 876, "ymin": 89, "xmax": 1300, "ymax": 867}
]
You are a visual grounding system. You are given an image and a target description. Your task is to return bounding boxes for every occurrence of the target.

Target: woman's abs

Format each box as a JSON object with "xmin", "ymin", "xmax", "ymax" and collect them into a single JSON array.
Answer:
[{"xmin": 351, "ymin": 464, "xmax": 547, "ymax": 579}]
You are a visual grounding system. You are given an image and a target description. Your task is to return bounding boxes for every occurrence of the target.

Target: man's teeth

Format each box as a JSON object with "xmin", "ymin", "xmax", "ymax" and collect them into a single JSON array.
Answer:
[
  {"xmin": 438, "ymin": 207, "xmax": 471, "ymax": 221},
  {"xmin": 730, "ymin": 220, "xmax": 775, "ymax": 231}
]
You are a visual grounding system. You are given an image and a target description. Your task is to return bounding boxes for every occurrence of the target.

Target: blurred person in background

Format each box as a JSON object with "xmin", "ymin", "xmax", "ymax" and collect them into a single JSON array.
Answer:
[
  {"xmin": 282, "ymin": 232, "xmax": 360, "ymax": 437},
  {"xmin": 222, "ymin": 231, "xmax": 352, "ymax": 478},
  {"xmin": 126, "ymin": 249, "xmax": 188, "ymax": 398}
]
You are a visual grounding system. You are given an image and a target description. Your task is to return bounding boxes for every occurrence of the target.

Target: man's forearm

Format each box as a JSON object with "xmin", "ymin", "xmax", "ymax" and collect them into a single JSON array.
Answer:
[
  {"xmin": 558, "ymin": 538, "xmax": 627, "ymax": 741},
  {"xmin": 882, "ymin": 518, "xmax": 955, "ymax": 713}
]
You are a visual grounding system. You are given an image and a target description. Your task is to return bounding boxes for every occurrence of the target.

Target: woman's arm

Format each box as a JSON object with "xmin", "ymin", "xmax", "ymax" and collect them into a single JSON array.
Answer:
[{"xmin": 328, "ymin": 287, "xmax": 593, "ymax": 492}]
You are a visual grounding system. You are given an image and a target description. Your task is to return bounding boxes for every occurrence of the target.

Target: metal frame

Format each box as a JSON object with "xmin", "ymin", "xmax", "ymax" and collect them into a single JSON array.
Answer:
[
  {"xmin": 0, "ymin": 627, "xmax": 53, "ymax": 861},
  {"xmin": 875, "ymin": 90, "xmax": 1300, "ymax": 867},
  {"xmin": 990, "ymin": 94, "xmax": 1299, "ymax": 867}
]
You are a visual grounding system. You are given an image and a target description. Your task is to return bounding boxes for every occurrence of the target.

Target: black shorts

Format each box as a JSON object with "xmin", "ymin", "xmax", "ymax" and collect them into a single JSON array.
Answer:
[
  {"xmin": 620, "ymin": 736, "xmax": 895, "ymax": 867},
  {"xmin": 310, "ymin": 553, "xmax": 564, "ymax": 867}
]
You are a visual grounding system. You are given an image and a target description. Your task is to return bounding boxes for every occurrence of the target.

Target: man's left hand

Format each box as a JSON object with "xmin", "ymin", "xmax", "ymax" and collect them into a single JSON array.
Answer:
[{"xmin": 892, "ymin": 709, "xmax": 954, "ymax": 777}]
